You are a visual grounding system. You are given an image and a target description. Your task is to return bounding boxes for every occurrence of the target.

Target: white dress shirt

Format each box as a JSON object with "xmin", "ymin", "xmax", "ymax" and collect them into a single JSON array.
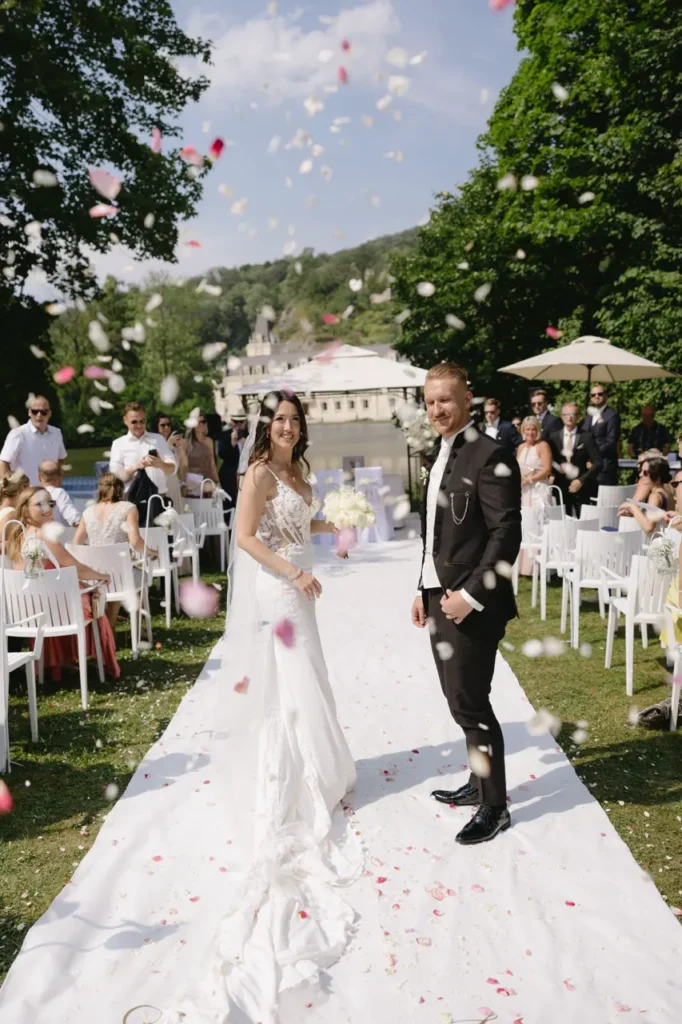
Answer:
[
  {"xmin": 420, "ymin": 423, "xmax": 483, "ymax": 611},
  {"xmin": 45, "ymin": 485, "xmax": 82, "ymax": 526},
  {"xmin": 563, "ymin": 428, "xmax": 577, "ymax": 460},
  {"xmin": 108, "ymin": 431, "xmax": 177, "ymax": 495},
  {"xmin": 485, "ymin": 417, "xmax": 500, "ymax": 440},
  {"xmin": 0, "ymin": 422, "xmax": 67, "ymax": 486}
]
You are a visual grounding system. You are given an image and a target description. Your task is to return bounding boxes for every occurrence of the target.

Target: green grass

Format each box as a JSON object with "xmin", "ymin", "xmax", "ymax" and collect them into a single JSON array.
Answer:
[
  {"xmin": 0, "ymin": 573, "xmax": 226, "ymax": 979},
  {"xmin": 506, "ymin": 578, "xmax": 682, "ymax": 916},
  {"xmin": 1, "ymin": 574, "xmax": 680, "ymax": 982},
  {"xmin": 63, "ymin": 446, "xmax": 108, "ymax": 477}
]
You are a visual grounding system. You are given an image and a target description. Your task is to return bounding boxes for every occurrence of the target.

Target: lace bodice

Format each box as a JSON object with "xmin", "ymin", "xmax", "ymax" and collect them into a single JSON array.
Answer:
[
  {"xmin": 259, "ymin": 474, "xmax": 321, "ymax": 570},
  {"xmin": 82, "ymin": 501, "xmax": 134, "ymax": 545}
]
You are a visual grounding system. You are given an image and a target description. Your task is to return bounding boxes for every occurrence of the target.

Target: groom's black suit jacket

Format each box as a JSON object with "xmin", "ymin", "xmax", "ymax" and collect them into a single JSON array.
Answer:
[{"xmin": 419, "ymin": 430, "xmax": 522, "ymax": 624}]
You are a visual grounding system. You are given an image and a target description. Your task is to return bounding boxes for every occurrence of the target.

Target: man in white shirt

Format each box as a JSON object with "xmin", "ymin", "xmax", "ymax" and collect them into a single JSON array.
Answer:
[
  {"xmin": 0, "ymin": 395, "xmax": 67, "ymax": 485},
  {"xmin": 411, "ymin": 362, "xmax": 521, "ymax": 846},
  {"xmin": 109, "ymin": 402, "xmax": 177, "ymax": 495},
  {"xmin": 37, "ymin": 461, "xmax": 82, "ymax": 526}
]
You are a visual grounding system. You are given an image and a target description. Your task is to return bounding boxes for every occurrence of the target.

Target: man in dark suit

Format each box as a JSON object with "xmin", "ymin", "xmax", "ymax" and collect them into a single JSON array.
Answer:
[
  {"xmin": 530, "ymin": 389, "xmax": 562, "ymax": 441},
  {"xmin": 549, "ymin": 402, "xmax": 603, "ymax": 516},
  {"xmin": 218, "ymin": 414, "xmax": 248, "ymax": 510},
  {"xmin": 412, "ymin": 363, "xmax": 521, "ymax": 846},
  {"xmin": 583, "ymin": 385, "xmax": 621, "ymax": 486},
  {"xmin": 480, "ymin": 398, "xmax": 521, "ymax": 451}
]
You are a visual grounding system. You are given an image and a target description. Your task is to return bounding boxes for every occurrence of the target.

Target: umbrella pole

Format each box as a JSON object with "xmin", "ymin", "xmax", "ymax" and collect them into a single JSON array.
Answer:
[{"xmin": 586, "ymin": 365, "xmax": 594, "ymax": 407}]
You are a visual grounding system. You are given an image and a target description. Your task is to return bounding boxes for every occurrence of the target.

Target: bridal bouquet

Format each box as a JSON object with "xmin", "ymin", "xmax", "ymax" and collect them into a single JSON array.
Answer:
[{"xmin": 323, "ymin": 487, "xmax": 376, "ymax": 530}]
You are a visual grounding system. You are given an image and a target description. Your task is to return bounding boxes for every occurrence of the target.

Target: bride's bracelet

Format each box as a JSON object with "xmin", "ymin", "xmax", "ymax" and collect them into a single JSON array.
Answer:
[{"xmin": 287, "ymin": 567, "xmax": 303, "ymax": 583}]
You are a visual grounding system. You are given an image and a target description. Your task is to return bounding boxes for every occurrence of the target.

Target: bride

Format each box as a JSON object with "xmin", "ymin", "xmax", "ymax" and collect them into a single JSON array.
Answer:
[{"xmin": 176, "ymin": 390, "xmax": 362, "ymax": 1021}]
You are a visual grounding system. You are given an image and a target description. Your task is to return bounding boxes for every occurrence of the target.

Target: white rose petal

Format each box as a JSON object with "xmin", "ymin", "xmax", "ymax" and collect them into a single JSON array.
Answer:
[
  {"xmin": 108, "ymin": 373, "xmax": 126, "ymax": 394},
  {"xmin": 145, "ymin": 293, "xmax": 163, "ymax": 313},
  {"xmin": 515, "ymin": 249, "xmax": 526, "ymax": 260},
  {"xmin": 388, "ymin": 75, "xmax": 410, "ymax": 97},
  {"xmin": 483, "ymin": 570, "xmax": 497, "ymax": 590},
  {"xmin": 464, "ymin": 426, "xmax": 479, "ymax": 443},
  {"xmin": 571, "ymin": 728, "xmax": 589, "ymax": 744},
  {"xmin": 495, "ymin": 560, "xmax": 513, "ymax": 579},
  {"xmin": 33, "ymin": 170, "xmax": 58, "ymax": 187},
  {"xmin": 527, "ymin": 708, "xmax": 562, "ymax": 737},
  {"xmin": 445, "ymin": 313, "xmax": 465, "ymax": 330},
  {"xmin": 493, "ymin": 462, "xmax": 512, "ymax": 477},
  {"xmin": 579, "ymin": 643, "xmax": 592, "ymax": 658},
  {"xmin": 497, "ymin": 173, "xmax": 517, "ymax": 191},
  {"xmin": 144, "ymin": 213, "xmax": 155, "ymax": 229},
  {"xmin": 474, "ymin": 283, "xmax": 492, "ymax": 303},
  {"xmin": 579, "ymin": 191, "xmax": 595, "ymax": 205},
  {"xmin": 436, "ymin": 641, "xmax": 454, "ymax": 662},
  {"xmin": 77, "ymin": 424, "xmax": 95, "ymax": 435},
  {"xmin": 299, "ymin": 159, "xmax": 313, "ymax": 175},
  {"xmin": 552, "ymin": 82, "xmax": 569, "ymax": 102},
  {"xmin": 349, "ymin": 278, "xmax": 363, "ymax": 292},
  {"xmin": 392, "ymin": 498, "xmax": 410, "ymax": 522},
  {"xmin": 104, "ymin": 783, "xmax": 119, "ymax": 801},
  {"xmin": 469, "ymin": 748, "xmax": 491, "ymax": 779},
  {"xmin": 160, "ymin": 375, "xmax": 179, "ymax": 406},
  {"xmin": 522, "ymin": 639, "xmax": 544, "ymax": 658},
  {"xmin": 88, "ymin": 320, "xmax": 109, "ymax": 352},
  {"xmin": 521, "ymin": 175, "xmax": 540, "ymax": 191},
  {"xmin": 417, "ymin": 281, "xmax": 435, "ymax": 297},
  {"xmin": 386, "ymin": 47, "xmax": 408, "ymax": 68}
]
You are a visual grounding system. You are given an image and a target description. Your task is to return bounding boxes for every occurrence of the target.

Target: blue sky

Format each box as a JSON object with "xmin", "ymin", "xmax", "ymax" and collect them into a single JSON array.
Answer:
[{"xmin": 96, "ymin": 0, "xmax": 521, "ymax": 284}]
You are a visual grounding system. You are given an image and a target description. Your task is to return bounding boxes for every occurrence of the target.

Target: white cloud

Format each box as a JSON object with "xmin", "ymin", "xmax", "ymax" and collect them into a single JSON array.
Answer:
[{"xmin": 186, "ymin": 1, "xmax": 400, "ymax": 106}]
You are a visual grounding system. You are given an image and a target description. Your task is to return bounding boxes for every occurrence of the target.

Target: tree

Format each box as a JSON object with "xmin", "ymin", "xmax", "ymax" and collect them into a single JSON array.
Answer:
[
  {"xmin": 392, "ymin": 0, "xmax": 682, "ymax": 429},
  {"xmin": 0, "ymin": 0, "xmax": 211, "ymax": 430}
]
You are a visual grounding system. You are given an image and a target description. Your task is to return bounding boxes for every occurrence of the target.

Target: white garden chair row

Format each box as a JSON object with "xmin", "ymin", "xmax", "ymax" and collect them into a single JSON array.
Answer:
[{"xmin": 1, "ymin": 610, "xmax": 45, "ymax": 773}]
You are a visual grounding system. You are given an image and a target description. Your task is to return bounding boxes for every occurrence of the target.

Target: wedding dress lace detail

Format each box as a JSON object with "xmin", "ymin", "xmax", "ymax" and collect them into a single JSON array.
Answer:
[
  {"xmin": 175, "ymin": 470, "xmax": 360, "ymax": 1023},
  {"xmin": 82, "ymin": 501, "xmax": 134, "ymax": 545}
]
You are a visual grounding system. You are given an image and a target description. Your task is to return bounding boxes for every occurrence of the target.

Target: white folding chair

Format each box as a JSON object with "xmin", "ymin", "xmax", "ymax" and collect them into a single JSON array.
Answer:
[
  {"xmin": 66, "ymin": 543, "xmax": 152, "ymax": 659},
  {"xmin": 579, "ymin": 505, "xmax": 602, "ymax": 521},
  {"xmin": 565, "ymin": 529, "xmax": 642, "ymax": 649},
  {"xmin": 512, "ymin": 507, "xmax": 543, "ymax": 597},
  {"xmin": 0, "ymin": 612, "xmax": 45, "ymax": 773},
  {"xmin": 186, "ymin": 498, "xmax": 228, "ymax": 571},
  {"xmin": 171, "ymin": 513, "xmax": 205, "ymax": 582},
  {"xmin": 312, "ymin": 469, "xmax": 344, "ymax": 547},
  {"xmin": 532, "ymin": 517, "xmax": 584, "ymax": 626},
  {"xmin": 603, "ymin": 554, "xmax": 673, "ymax": 695},
  {"xmin": 662, "ymin": 604, "xmax": 682, "ymax": 731},
  {"xmin": 1, "ymin": 567, "xmax": 103, "ymax": 710},
  {"xmin": 354, "ymin": 466, "xmax": 392, "ymax": 543},
  {"xmin": 618, "ymin": 516, "xmax": 644, "ymax": 533},
  {"xmin": 141, "ymin": 527, "xmax": 176, "ymax": 627},
  {"xmin": 592, "ymin": 484, "xmax": 637, "ymax": 530}
]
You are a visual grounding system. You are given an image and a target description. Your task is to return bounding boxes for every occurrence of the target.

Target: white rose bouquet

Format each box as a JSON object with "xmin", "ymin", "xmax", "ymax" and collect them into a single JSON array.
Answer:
[{"xmin": 323, "ymin": 487, "xmax": 377, "ymax": 531}]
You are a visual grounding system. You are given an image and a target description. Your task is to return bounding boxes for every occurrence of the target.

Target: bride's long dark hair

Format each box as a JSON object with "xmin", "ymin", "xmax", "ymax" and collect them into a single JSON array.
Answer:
[{"xmin": 248, "ymin": 390, "xmax": 311, "ymax": 475}]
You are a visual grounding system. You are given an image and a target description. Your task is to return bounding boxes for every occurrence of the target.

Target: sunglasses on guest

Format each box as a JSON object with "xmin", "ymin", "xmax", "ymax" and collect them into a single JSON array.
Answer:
[
  {"xmin": 590, "ymin": 391, "xmax": 605, "ymax": 398},
  {"xmin": 198, "ymin": 418, "xmax": 207, "ymax": 425},
  {"xmin": 31, "ymin": 499, "xmax": 55, "ymax": 511},
  {"xmin": 29, "ymin": 408, "xmax": 50, "ymax": 416},
  {"xmin": 672, "ymin": 481, "xmax": 682, "ymax": 489},
  {"xmin": 129, "ymin": 418, "xmax": 146, "ymax": 425}
]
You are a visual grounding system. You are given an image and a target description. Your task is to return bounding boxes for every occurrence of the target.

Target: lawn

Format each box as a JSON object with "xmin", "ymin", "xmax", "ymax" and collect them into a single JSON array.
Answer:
[
  {"xmin": 0, "ymin": 572, "xmax": 680, "ymax": 983},
  {"xmin": 63, "ymin": 446, "xmax": 109, "ymax": 477}
]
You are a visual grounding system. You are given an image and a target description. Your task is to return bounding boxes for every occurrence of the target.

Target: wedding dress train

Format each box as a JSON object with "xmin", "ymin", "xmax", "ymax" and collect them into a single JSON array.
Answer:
[{"xmin": 175, "ymin": 471, "xmax": 362, "ymax": 1022}]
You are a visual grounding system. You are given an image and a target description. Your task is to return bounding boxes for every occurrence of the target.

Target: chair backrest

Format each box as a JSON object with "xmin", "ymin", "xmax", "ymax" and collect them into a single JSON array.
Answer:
[
  {"xmin": 2, "ymin": 565, "xmax": 85, "ymax": 629},
  {"xmin": 596, "ymin": 484, "xmax": 636, "ymax": 508},
  {"xmin": 314, "ymin": 469, "xmax": 344, "ymax": 496},
  {"xmin": 636, "ymin": 553, "xmax": 673, "ymax": 617},
  {"xmin": 354, "ymin": 466, "xmax": 384, "ymax": 488},
  {"xmin": 544, "ymin": 518, "xmax": 578, "ymax": 563},
  {"xmin": 618, "ymin": 517, "xmax": 643, "ymax": 533},
  {"xmin": 574, "ymin": 528, "xmax": 641, "ymax": 581},
  {"xmin": 66, "ymin": 542, "xmax": 136, "ymax": 599},
  {"xmin": 140, "ymin": 527, "xmax": 171, "ymax": 573},
  {"xmin": 58, "ymin": 526, "xmax": 78, "ymax": 545},
  {"xmin": 545, "ymin": 505, "xmax": 565, "ymax": 522},
  {"xmin": 579, "ymin": 505, "xmax": 601, "ymax": 521},
  {"xmin": 521, "ymin": 507, "xmax": 542, "ymax": 543},
  {"xmin": 186, "ymin": 498, "xmax": 225, "ymax": 533}
]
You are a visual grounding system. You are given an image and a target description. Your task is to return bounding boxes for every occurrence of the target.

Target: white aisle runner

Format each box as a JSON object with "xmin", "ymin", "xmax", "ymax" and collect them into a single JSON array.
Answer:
[{"xmin": 1, "ymin": 540, "xmax": 680, "ymax": 1023}]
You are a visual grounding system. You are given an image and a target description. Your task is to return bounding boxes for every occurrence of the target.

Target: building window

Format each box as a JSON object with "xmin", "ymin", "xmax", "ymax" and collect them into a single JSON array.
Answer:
[
  {"xmin": 335, "ymin": 401, "xmax": 341, "ymax": 410},
  {"xmin": 348, "ymin": 400, "xmax": 355, "ymax": 410},
  {"xmin": 389, "ymin": 396, "xmax": 396, "ymax": 407},
  {"xmin": 362, "ymin": 399, "xmax": 369, "ymax": 409},
  {"xmin": 322, "ymin": 401, "xmax": 328, "ymax": 411}
]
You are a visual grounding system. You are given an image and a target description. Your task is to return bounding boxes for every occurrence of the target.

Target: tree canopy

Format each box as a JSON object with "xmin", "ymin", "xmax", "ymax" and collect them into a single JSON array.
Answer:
[
  {"xmin": 391, "ymin": 0, "xmax": 682, "ymax": 429},
  {"xmin": 0, "ymin": 0, "xmax": 211, "ymax": 422}
]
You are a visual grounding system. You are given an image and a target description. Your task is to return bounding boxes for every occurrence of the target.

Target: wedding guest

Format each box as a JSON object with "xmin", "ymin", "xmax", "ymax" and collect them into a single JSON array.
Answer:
[
  {"xmin": 530, "ymin": 389, "xmax": 562, "ymax": 441},
  {"xmin": 73, "ymin": 472, "xmax": 156, "ymax": 629},
  {"xmin": 619, "ymin": 449, "xmax": 663, "ymax": 514},
  {"xmin": 480, "ymin": 398, "xmax": 520, "ymax": 451},
  {"xmin": 37, "ymin": 460, "xmax": 81, "ymax": 526},
  {"xmin": 628, "ymin": 405, "xmax": 671, "ymax": 458},
  {"xmin": 548, "ymin": 402, "xmax": 602, "ymax": 517},
  {"xmin": 516, "ymin": 415, "xmax": 553, "ymax": 574},
  {"xmin": 0, "ymin": 472, "xmax": 30, "ymax": 529},
  {"xmin": 511, "ymin": 415, "xmax": 522, "ymax": 433},
  {"xmin": 109, "ymin": 402, "xmax": 177, "ymax": 497},
  {"xmin": 0, "ymin": 395, "xmax": 67, "ymax": 485},
  {"xmin": 185, "ymin": 411, "xmax": 219, "ymax": 495},
  {"xmin": 583, "ymin": 386, "xmax": 621, "ymax": 486},
  {"xmin": 2, "ymin": 487, "xmax": 119, "ymax": 681},
  {"xmin": 618, "ymin": 456, "xmax": 673, "ymax": 523},
  {"xmin": 153, "ymin": 413, "xmax": 187, "ymax": 510},
  {"xmin": 218, "ymin": 414, "xmax": 248, "ymax": 509}
]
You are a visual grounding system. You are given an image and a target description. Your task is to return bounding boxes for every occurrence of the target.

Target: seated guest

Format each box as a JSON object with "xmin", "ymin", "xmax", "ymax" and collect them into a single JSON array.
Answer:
[
  {"xmin": 530, "ymin": 389, "xmax": 562, "ymax": 440},
  {"xmin": 618, "ymin": 456, "xmax": 673, "ymax": 525},
  {"xmin": 185, "ymin": 411, "xmax": 219, "ymax": 494},
  {"xmin": 0, "ymin": 472, "xmax": 30, "ymax": 527},
  {"xmin": 2, "ymin": 487, "xmax": 119, "ymax": 681},
  {"xmin": 548, "ymin": 402, "xmax": 602, "ymax": 517},
  {"xmin": 583, "ymin": 386, "xmax": 621, "ymax": 486},
  {"xmin": 480, "ymin": 398, "xmax": 520, "ymax": 451},
  {"xmin": 619, "ymin": 450, "xmax": 664, "ymax": 514},
  {"xmin": 37, "ymin": 460, "xmax": 81, "ymax": 526},
  {"xmin": 73, "ymin": 473, "xmax": 156, "ymax": 629},
  {"xmin": 153, "ymin": 414, "xmax": 187, "ymax": 511},
  {"xmin": 628, "ymin": 405, "xmax": 671, "ymax": 458}
]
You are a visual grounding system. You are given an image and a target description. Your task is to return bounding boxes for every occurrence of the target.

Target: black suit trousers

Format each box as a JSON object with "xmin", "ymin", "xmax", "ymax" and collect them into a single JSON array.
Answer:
[{"xmin": 425, "ymin": 589, "xmax": 507, "ymax": 807}]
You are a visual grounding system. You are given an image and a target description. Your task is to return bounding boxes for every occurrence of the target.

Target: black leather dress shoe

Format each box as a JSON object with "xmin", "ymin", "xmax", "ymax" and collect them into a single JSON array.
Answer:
[
  {"xmin": 431, "ymin": 782, "xmax": 479, "ymax": 806},
  {"xmin": 455, "ymin": 805, "xmax": 511, "ymax": 846}
]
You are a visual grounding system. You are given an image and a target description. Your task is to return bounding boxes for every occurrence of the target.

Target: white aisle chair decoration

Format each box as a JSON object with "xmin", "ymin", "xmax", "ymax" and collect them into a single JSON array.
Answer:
[{"xmin": 354, "ymin": 466, "xmax": 392, "ymax": 543}]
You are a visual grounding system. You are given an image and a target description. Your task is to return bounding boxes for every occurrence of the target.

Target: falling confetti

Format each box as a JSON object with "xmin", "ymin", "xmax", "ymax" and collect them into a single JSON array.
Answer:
[
  {"xmin": 89, "ymin": 204, "xmax": 118, "ymax": 218},
  {"xmin": 386, "ymin": 47, "xmax": 408, "ymax": 67},
  {"xmin": 417, "ymin": 281, "xmax": 435, "ymax": 297},
  {"xmin": 160, "ymin": 375, "xmax": 179, "ymax": 406},
  {"xmin": 493, "ymin": 462, "xmax": 512, "ymax": 477},
  {"xmin": 497, "ymin": 173, "xmax": 517, "ymax": 191},
  {"xmin": 388, "ymin": 75, "xmax": 410, "ymax": 97},
  {"xmin": 88, "ymin": 320, "xmax": 109, "ymax": 352},
  {"xmin": 474, "ymin": 283, "xmax": 492, "ymax": 302},
  {"xmin": 45, "ymin": 302, "xmax": 67, "ymax": 316},
  {"xmin": 29, "ymin": 345, "xmax": 46, "ymax": 359},
  {"xmin": 521, "ymin": 174, "xmax": 540, "ymax": 191},
  {"xmin": 179, "ymin": 581, "xmax": 219, "ymax": 619},
  {"xmin": 151, "ymin": 127, "xmax": 162, "ymax": 153},
  {"xmin": 88, "ymin": 168, "xmax": 121, "ymax": 201},
  {"xmin": 445, "ymin": 313, "xmax": 465, "ymax": 330},
  {"xmin": 33, "ymin": 169, "xmax": 58, "ymax": 187},
  {"xmin": 53, "ymin": 366, "xmax": 76, "ymax": 385},
  {"xmin": 208, "ymin": 137, "xmax": 225, "ymax": 161},
  {"xmin": 527, "ymin": 708, "xmax": 561, "ymax": 736},
  {"xmin": 546, "ymin": 327, "xmax": 563, "ymax": 340},
  {"xmin": 337, "ymin": 66, "xmax": 349, "ymax": 85},
  {"xmin": 104, "ymin": 783, "xmax": 119, "ymax": 801},
  {"xmin": 274, "ymin": 618, "xmax": 296, "ymax": 648},
  {"xmin": 180, "ymin": 145, "xmax": 204, "ymax": 167},
  {"xmin": 579, "ymin": 191, "xmax": 595, "ymax": 205},
  {"xmin": 552, "ymin": 82, "xmax": 569, "ymax": 102},
  {"xmin": 469, "ymin": 748, "xmax": 491, "ymax": 779},
  {"xmin": 234, "ymin": 677, "xmax": 250, "ymax": 694},
  {"xmin": 522, "ymin": 639, "xmax": 544, "ymax": 658},
  {"xmin": 0, "ymin": 781, "xmax": 13, "ymax": 814}
]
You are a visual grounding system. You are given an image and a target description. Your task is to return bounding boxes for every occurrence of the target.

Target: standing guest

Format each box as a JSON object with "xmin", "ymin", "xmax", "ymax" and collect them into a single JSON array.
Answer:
[
  {"xmin": 0, "ymin": 472, "xmax": 30, "ymax": 528},
  {"xmin": 516, "ymin": 416, "xmax": 553, "ymax": 574},
  {"xmin": 628, "ymin": 405, "xmax": 671, "ymax": 458},
  {"xmin": 218, "ymin": 414, "xmax": 248, "ymax": 509},
  {"xmin": 480, "ymin": 398, "xmax": 520, "ymax": 451},
  {"xmin": 549, "ymin": 402, "xmax": 602, "ymax": 517},
  {"xmin": 37, "ymin": 460, "xmax": 81, "ymax": 526},
  {"xmin": 185, "ymin": 411, "xmax": 220, "ymax": 495},
  {"xmin": 0, "ymin": 395, "xmax": 67, "ymax": 485},
  {"xmin": 153, "ymin": 414, "xmax": 187, "ymax": 511},
  {"xmin": 530, "ymin": 389, "xmax": 562, "ymax": 441},
  {"xmin": 109, "ymin": 402, "xmax": 177, "ymax": 498},
  {"xmin": 411, "ymin": 362, "xmax": 521, "ymax": 845},
  {"xmin": 511, "ymin": 415, "xmax": 522, "ymax": 433},
  {"xmin": 2, "ymin": 487, "xmax": 118, "ymax": 681},
  {"xmin": 583, "ymin": 386, "xmax": 621, "ymax": 486}
]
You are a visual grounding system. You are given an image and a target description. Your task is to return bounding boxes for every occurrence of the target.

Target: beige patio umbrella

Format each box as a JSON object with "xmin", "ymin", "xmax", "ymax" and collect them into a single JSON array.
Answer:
[{"xmin": 499, "ymin": 335, "xmax": 677, "ymax": 392}]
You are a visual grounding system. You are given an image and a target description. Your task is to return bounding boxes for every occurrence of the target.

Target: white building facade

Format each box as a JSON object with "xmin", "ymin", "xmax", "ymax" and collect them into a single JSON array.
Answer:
[{"xmin": 214, "ymin": 316, "xmax": 402, "ymax": 425}]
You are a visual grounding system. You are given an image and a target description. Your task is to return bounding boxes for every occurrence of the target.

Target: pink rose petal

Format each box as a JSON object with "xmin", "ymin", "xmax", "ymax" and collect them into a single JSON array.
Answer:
[
  {"xmin": 83, "ymin": 365, "xmax": 110, "ymax": 379},
  {"xmin": 496, "ymin": 988, "xmax": 511, "ymax": 996},
  {"xmin": 433, "ymin": 909, "xmax": 444, "ymax": 917},
  {"xmin": 322, "ymin": 314, "xmax": 340, "ymax": 325},
  {"xmin": 208, "ymin": 137, "xmax": 225, "ymax": 161},
  {"xmin": 487, "ymin": 978, "xmax": 499, "ymax": 985},
  {"xmin": 614, "ymin": 1004, "xmax": 631, "ymax": 1013},
  {"xmin": 471, "ymin": 884, "xmax": 485, "ymax": 893},
  {"xmin": 341, "ymin": 39, "xmax": 351, "ymax": 52},
  {"xmin": 53, "ymin": 366, "xmax": 76, "ymax": 385},
  {"xmin": 337, "ymin": 65, "xmax": 349, "ymax": 85},
  {"xmin": 563, "ymin": 980, "xmax": 576, "ymax": 992},
  {"xmin": 546, "ymin": 326, "xmax": 563, "ymax": 340},
  {"xmin": 274, "ymin": 618, "xmax": 295, "ymax": 648},
  {"xmin": 185, "ymin": 240, "xmax": 202, "ymax": 248},
  {"xmin": 89, "ymin": 203, "xmax": 118, "ymax": 218},
  {"xmin": 565, "ymin": 900, "xmax": 575, "ymax": 907},
  {"xmin": 88, "ymin": 168, "xmax": 121, "ymax": 201},
  {"xmin": 478, "ymin": 1009, "xmax": 493, "ymax": 1018},
  {"xmin": 0, "ymin": 781, "xmax": 14, "ymax": 814},
  {"xmin": 152, "ymin": 855, "xmax": 163, "ymax": 862},
  {"xmin": 189, "ymin": 896, "xmax": 200, "ymax": 902},
  {"xmin": 180, "ymin": 145, "xmax": 204, "ymax": 167},
  {"xmin": 234, "ymin": 676, "xmax": 249, "ymax": 694},
  {"xmin": 151, "ymin": 127, "xmax": 162, "ymax": 153},
  {"xmin": 179, "ymin": 580, "xmax": 219, "ymax": 619},
  {"xmin": 490, "ymin": 0, "xmax": 514, "ymax": 9}
]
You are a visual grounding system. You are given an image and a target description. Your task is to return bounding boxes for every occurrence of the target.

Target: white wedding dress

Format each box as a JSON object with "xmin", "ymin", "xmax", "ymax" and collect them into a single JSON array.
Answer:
[{"xmin": 175, "ymin": 468, "xmax": 361, "ymax": 1022}]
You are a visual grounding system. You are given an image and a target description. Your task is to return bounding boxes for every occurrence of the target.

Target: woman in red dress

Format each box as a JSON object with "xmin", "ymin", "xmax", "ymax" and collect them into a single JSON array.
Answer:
[{"xmin": 2, "ymin": 487, "xmax": 120, "ymax": 680}]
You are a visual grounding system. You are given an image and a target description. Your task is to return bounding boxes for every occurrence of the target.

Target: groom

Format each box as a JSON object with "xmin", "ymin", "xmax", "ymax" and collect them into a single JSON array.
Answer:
[{"xmin": 411, "ymin": 362, "xmax": 521, "ymax": 845}]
